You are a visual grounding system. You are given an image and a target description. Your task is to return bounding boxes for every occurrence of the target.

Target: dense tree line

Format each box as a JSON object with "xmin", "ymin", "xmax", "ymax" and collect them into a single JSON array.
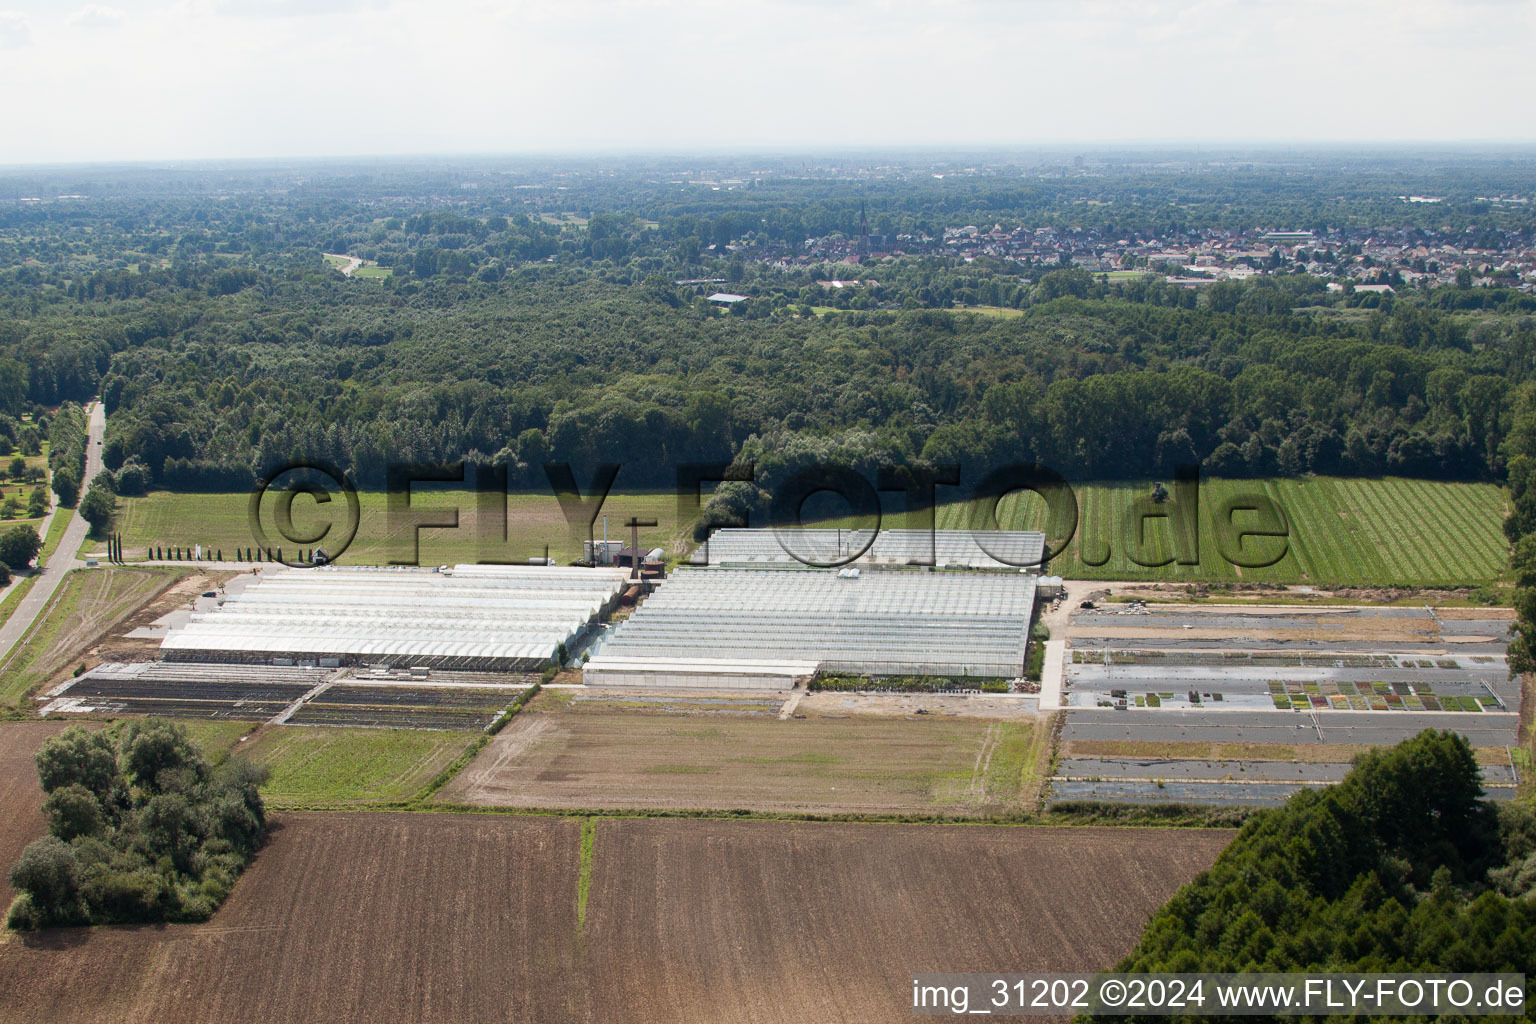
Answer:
[
  {"xmin": 6, "ymin": 721, "xmax": 268, "ymax": 930},
  {"xmin": 0, "ymin": 164, "xmax": 1533, "ymax": 498},
  {"xmin": 2, "ymin": 267, "xmax": 1531, "ymax": 494},
  {"xmin": 46, "ymin": 402, "xmax": 87, "ymax": 506},
  {"xmin": 1111, "ymin": 731, "xmax": 1535, "ymax": 1020}
]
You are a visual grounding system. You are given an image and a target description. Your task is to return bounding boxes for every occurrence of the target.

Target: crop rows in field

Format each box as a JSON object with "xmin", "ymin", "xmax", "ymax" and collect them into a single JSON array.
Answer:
[{"xmin": 935, "ymin": 476, "xmax": 1508, "ymax": 586}]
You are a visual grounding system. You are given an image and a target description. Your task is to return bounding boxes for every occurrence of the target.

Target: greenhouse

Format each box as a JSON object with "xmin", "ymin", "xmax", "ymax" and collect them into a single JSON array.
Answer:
[
  {"xmin": 690, "ymin": 527, "xmax": 1046, "ymax": 569},
  {"xmin": 160, "ymin": 564, "xmax": 631, "ymax": 671},
  {"xmin": 586, "ymin": 566, "xmax": 1038, "ymax": 681}
]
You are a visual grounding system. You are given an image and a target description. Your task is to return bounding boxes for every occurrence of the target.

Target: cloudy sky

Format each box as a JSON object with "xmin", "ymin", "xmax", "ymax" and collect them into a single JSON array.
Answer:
[{"xmin": 0, "ymin": 0, "xmax": 1532, "ymax": 163}]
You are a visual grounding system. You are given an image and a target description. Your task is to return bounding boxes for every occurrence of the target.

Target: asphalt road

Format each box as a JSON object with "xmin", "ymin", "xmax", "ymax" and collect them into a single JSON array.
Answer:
[{"xmin": 0, "ymin": 401, "xmax": 106, "ymax": 666}]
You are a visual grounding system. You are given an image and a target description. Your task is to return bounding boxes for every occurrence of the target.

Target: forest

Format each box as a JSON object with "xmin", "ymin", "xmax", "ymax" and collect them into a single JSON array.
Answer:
[
  {"xmin": 1113, "ymin": 731, "xmax": 1535, "ymax": 1020},
  {"xmin": 0, "ymin": 155, "xmax": 1533, "ymax": 501}
]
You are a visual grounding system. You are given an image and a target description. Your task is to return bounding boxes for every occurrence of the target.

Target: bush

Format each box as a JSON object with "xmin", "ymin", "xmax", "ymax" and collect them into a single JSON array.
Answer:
[
  {"xmin": 7, "ymin": 837, "xmax": 85, "ymax": 928},
  {"xmin": 8, "ymin": 721, "xmax": 269, "ymax": 931},
  {"xmin": 486, "ymin": 684, "xmax": 542, "ymax": 735},
  {"xmin": 36, "ymin": 724, "xmax": 119, "ymax": 799},
  {"xmin": 5, "ymin": 892, "xmax": 41, "ymax": 931},
  {"xmin": 43, "ymin": 784, "xmax": 105, "ymax": 841},
  {"xmin": 114, "ymin": 459, "xmax": 150, "ymax": 496},
  {"xmin": 809, "ymin": 673, "xmax": 1009, "ymax": 693}
]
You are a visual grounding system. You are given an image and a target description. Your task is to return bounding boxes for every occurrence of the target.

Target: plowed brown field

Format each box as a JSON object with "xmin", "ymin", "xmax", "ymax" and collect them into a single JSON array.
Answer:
[
  {"xmin": 0, "ymin": 722, "xmax": 96, "ymax": 907},
  {"xmin": 0, "ymin": 812, "xmax": 1229, "ymax": 1023}
]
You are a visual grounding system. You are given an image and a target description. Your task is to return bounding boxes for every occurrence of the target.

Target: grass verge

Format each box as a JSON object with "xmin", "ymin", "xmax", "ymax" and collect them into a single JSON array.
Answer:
[
  {"xmin": 37, "ymin": 508, "xmax": 74, "ymax": 567},
  {"xmin": 577, "ymin": 817, "xmax": 596, "ymax": 929},
  {"xmin": 0, "ymin": 566, "xmax": 179, "ymax": 708}
]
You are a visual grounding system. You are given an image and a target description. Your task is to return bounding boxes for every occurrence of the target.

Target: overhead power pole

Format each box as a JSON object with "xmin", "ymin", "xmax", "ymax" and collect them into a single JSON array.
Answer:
[{"xmin": 625, "ymin": 516, "xmax": 657, "ymax": 581}]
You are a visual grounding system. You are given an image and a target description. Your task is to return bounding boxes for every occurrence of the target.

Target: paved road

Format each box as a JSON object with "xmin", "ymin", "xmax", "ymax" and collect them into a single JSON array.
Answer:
[{"xmin": 0, "ymin": 401, "xmax": 106, "ymax": 666}]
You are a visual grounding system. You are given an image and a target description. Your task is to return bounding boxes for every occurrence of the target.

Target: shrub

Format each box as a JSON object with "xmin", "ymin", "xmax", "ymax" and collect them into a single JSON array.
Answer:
[
  {"xmin": 114, "ymin": 460, "xmax": 150, "ymax": 496},
  {"xmin": 8, "ymin": 721, "xmax": 269, "ymax": 931},
  {"xmin": 7, "ymin": 837, "xmax": 85, "ymax": 928},
  {"xmin": 43, "ymin": 784, "xmax": 105, "ymax": 841}
]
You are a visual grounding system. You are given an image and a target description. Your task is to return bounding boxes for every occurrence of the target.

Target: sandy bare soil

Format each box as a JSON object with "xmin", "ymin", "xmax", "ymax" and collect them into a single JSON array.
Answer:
[
  {"xmin": 797, "ymin": 691, "xmax": 1040, "ymax": 720},
  {"xmin": 89, "ymin": 570, "xmax": 232, "ymax": 664},
  {"xmin": 0, "ymin": 813, "xmax": 1230, "ymax": 1024}
]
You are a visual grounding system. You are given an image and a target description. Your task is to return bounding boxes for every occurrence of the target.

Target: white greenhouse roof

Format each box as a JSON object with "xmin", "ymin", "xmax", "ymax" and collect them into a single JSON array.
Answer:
[
  {"xmin": 590, "ymin": 566, "xmax": 1037, "ymax": 678},
  {"xmin": 160, "ymin": 564, "xmax": 630, "ymax": 664},
  {"xmin": 690, "ymin": 527, "xmax": 1046, "ymax": 569}
]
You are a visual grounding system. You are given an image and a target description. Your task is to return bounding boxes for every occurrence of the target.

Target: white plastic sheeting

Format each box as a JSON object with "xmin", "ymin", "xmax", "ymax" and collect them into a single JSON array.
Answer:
[
  {"xmin": 590, "ymin": 566, "xmax": 1037, "ymax": 678},
  {"xmin": 690, "ymin": 527, "xmax": 1046, "ymax": 569},
  {"xmin": 582, "ymin": 658, "xmax": 819, "ymax": 690},
  {"xmin": 161, "ymin": 564, "xmax": 630, "ymax": 668}
]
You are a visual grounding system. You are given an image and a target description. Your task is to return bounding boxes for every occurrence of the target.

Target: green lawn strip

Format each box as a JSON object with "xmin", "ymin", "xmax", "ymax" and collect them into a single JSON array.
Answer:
[
  {"xmin": 1235, "ymin": 478, "xmax": 1306, "ymax": 582},
  {"xmin": 577, "ymin": 816, "xmax": 596, "ymax": 930},
  {"xmin": 1416, "ymin": 479, "xmax": 1507, "ymax": 577},
  {"xmin": 112, "ymin": 478, "xmax": 1507, "ymax": 587},
  {"xmin": 38, "ymin": 507, "xmax": 75, "ymax": 566},
  {"xmin": 0, "ymin": 573, "xmax": 39, "ymax": 632},
  {"xmin": 1277, "ymin": 478, "xmax": 1353, "ymax": 584}
]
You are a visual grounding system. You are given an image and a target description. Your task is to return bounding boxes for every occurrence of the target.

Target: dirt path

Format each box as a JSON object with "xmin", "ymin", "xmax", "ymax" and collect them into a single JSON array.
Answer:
[{"xmin": 324, "ymin": 253, "xmax": 363, "ymax": 276}]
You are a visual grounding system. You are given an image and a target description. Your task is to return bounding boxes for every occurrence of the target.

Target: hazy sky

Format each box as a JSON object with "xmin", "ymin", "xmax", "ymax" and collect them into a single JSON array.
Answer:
[{"xmin": 0, "ymin": 0, "xmax": 1533, "ymax": 163}]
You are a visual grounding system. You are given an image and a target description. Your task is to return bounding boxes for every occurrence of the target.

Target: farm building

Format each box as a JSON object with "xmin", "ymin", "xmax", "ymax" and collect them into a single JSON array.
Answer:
[
  {"xmin": 160, "ymin": 564, "xmax": 630, "ymax": 671},
  {"xmin": 690, "ymin": 527, "xmax": 1046, "ymax": 569},
  {"xmin": 584, "ymin": 566, "xmax": 1038, "ymax": 688}
]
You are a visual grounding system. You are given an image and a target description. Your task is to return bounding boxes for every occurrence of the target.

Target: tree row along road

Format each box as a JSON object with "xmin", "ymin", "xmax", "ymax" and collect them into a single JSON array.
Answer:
[{"xmin": 0, "ymin": 401, "xmax": 107, "ymax": 669}]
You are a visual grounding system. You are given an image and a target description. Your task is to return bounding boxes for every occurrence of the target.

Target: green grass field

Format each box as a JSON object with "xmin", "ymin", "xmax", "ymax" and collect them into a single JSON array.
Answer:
[
  {"xmin": 111, "ymin": 489, "xmax": 688, "ymax": 566},
  {"xmin": 951, "ymin": 305, "xmax": 1025, "ymax": 318},
  {"xmin": 848, "ymin": 477, "xmax": 1509, "ymax": 587},
  {"xmin": 352, "ymin": 265, "xmax": 392, "ymax": 279},
  {"xmin": 167, "ymin": 719, "xmax": 256, "ymax": 764},
  {"xmin": 0, "ymin": 566, "xmax": 180, "ymax": 708},
  {"xmin": 237, "ymin": 726, "xmax": 480, "ymax": 807},
  {"xmin": 108, "ymin": 478, "xmax": 1509, "ymax": 587}
]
